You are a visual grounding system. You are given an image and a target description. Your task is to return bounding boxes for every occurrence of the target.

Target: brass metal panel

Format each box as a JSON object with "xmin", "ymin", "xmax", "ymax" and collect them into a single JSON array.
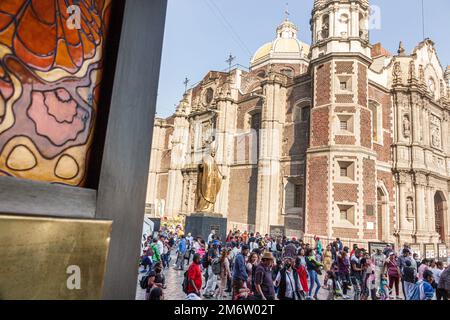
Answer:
[{"xmin": 0, "ymin": 215, "xmax": 112, "ymax": 300}]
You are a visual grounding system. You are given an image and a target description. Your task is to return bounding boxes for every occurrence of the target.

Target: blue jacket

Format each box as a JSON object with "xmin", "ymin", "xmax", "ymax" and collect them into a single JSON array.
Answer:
[
  {"xmin": 409, "ymin": 280, "xmax": 434, "ymax": 300},
  {"xmin": 178, "ymin": 239, "xmax": 187, "ymax": 254},
  {"xmin": 232, "ymin": 253, "xmax": 248, "ymax": 281}
]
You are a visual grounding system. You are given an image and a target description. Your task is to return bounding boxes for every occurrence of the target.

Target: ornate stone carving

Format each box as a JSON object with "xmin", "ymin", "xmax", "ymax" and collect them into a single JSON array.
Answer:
[
  {"xmin": 392, "ymin": 61, "xmax": 402, "ymax": 85},
  {"xmin": 398, "ymin": 41, "xmax": 406, "ymax": 56},
  {"xmin": 408, "ymin": 60, "xmax": 416, "ymax": 83},
  {"xmin": 430, "ymin": 114, "xmax": 442, "ymax": 149},
  {"xmin": 396, "ymin": 171, "xmax": 411, "ymax": 184},
  {"xmin": 413, "ymin": 172, "xmax": 428, "ymax": 186},
  {"xmin": 419, "ymin": 64, "xmax": 425, "ymax": 85},
  {"xmin": 403, "ymin": 114, "xmax": 411, "ymax": 138},
  {"xmin": 241, "ymin": 75, "xmax": 260, "ymax": 94},
  {"xmin": 406, "ymin": 197, "xmax": 414, "ymax": 218}
]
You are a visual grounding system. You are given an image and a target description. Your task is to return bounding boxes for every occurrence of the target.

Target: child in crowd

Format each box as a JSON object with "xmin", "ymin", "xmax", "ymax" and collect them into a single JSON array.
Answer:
[
  {"xmin": 379, "ymin": 274, "xmax": 390, "ymax": 300},
  {"xmin": 324, "ymin": 270, "xmax": 336, "ymax": 300}
]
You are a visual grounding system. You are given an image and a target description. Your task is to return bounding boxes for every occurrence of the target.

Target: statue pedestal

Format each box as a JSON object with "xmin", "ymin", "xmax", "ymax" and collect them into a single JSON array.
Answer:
[{"xmin": 184, "ymin": 212, "xmax": 227, "ymax": 243}]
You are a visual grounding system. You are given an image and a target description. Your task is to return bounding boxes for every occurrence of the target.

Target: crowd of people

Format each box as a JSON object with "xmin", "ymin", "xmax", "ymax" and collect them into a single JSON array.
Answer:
[{"xmin": 138, "ymin": 228, "xmax": 450, "ymax": 301}]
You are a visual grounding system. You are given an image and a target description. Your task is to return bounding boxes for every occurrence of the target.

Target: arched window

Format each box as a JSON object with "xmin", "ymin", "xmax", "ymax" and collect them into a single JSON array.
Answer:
[
  {"xmin": 257, "ymin": 71, "xmax": 266, "ymax": 78},
  {"xmin": 293, "ymin": 102, "xmax": 311, "ymax": 123},
  {"xmin": 359, "ymin": 12, "xmax": 368, "ymax": 40},
  {"xmin": 250, "ymin": 111, "xmax": 261, "ymax": 159},
  {"xmin": 321, "ymin": 14, "xmax": 330, "ymax": 39},
  {"xmin": 250, "ymin": 112, "xmax": 261, "ymax": 130},
  {"xmin": 284, "ymin": 181, "xmax": 304, "ymax": 213},
  {"xmin": 203, "ymin": 87, "xmax": 214, "ymax": 105},
  {"xmin": 339, "ymin": 14, "xmax": 349, "ymax": 37}
]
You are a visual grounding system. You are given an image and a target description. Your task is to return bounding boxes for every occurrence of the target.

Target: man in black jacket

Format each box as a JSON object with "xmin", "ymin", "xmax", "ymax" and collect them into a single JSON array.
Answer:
[{"xmin": 437, "ymin": 264, "xmax": 450, "ymax": 300}]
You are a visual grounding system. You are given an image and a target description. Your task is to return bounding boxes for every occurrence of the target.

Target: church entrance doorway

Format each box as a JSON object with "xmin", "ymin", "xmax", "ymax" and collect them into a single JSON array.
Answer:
[{"xmin": 434, "ymin": 191, "xmax": 447, "ymax": 243}]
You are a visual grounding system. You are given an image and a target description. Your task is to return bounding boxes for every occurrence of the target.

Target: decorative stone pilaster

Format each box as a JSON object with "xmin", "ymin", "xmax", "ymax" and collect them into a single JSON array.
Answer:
[
  {"xmin": 413, "ymin": 172, "xmax": 430, "ymax": 242},
  {"xmin": 165, "ymin": 98, "xmax": 190, "ymax": 217},
  {"xmin": 255, "ymin": 73, "xmax": 287, "ymax": 235},
  {"xmin": 214, "ymin": 79, "xmax": 238, "ymax": 217}
]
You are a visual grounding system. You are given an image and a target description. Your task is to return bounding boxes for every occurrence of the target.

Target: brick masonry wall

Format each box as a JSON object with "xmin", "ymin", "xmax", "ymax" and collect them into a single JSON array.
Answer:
[
  {"xmin": 311, "ymin": 107, "xmax": 329, "ymax": 147},
  {"xmin": 377, "ymin": 170, "xmax": 395, "ymax": 229},
  {"xmin": 373, "ymin": 133, "xmax": 393, "ymax": 163},
  {"xmin": 287, "ymin": 82, "xmax": 312, "ymax": 111},
  {"xmin": 360, "ymin": 108, "xmax": 372, "ymax": 149},
  {"xmin": 234, "ymin": 99, "xmax": 261, "ymax": 163},
  {"xmin": 369, "ymin": 85, "xmax": 393, "ymax": 163},
  {"xmin": 160, "ymin": 149, "xmax": 172, "ymax": 171},
  {"xmin": 306, "ymin": 156, "xmax": 328, "ymax": 235},
  {"xmin": 228, "ymin": 167, "xmax": 258, "ymax": 225},
  {"xmin": 233, "ymin": 135, "xmax": 254, "ymax": 163},
  {"xmin": 283, "ymin": 122, "xmax": 309, "ymax": 157},
  {"xmin": 333, "ymin": 183, "xmax": 358, "ymax": 202},
  {"xmin": 363, "ymin": 159, "xmax": 377, "ymax": 239},
  {"xmin": 358, "ymin": 63, "xmax": 367, "ymax": 107},
  {"xmin": 236, "ymin": 99, "xmax": 261, "ymax": 129},
  {"xmin": 333, "ymin": 227, "xmax": 359, "ymax": 239},
  {"xmin": 315, "ymin": 63, "xmax": 331, "ymax": 106}
]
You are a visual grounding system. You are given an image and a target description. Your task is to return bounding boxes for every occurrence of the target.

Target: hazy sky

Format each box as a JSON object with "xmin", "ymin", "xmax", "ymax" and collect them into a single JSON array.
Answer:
[{"xmin": 156, "ymin": 0, "xmax": 450, "ymax": 118}]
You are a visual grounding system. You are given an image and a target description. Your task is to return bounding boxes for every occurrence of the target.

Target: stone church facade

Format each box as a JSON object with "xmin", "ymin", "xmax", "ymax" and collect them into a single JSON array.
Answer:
[{"xmin": 147, "ymin": 0, "xmax": 450, "ymax": 247}]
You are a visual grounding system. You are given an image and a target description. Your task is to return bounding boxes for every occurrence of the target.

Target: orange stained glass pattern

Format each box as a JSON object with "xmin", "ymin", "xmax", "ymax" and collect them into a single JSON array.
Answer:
[{"xmin": 0, "ymin": 0, "xmax": 111, "ymax": 185}]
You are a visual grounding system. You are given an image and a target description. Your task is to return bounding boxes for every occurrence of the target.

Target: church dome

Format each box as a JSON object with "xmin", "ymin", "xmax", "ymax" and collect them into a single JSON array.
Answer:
[{"xmin": 250, "ymin": 19, "xmax": 310, "ymax": 69}]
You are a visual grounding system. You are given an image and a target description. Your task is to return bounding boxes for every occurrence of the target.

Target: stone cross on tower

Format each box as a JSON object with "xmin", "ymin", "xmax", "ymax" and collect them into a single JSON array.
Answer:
[
  {"xmin": 183, "ymin": 77, "xmax": 190, "ymax": 93},
  {"xmin": 225, "ymin": 53, "xmax": 235, "ymax": 73},
  {"xmin": 285, "ymin": 2, "xmax": 290, "ymax": 21}
]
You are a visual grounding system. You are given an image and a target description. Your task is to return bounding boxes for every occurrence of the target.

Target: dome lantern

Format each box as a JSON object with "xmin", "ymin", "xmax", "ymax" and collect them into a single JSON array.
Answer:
[{"xmin": 250, "ymin": 18, "xmax": 310, "ymax": 70}]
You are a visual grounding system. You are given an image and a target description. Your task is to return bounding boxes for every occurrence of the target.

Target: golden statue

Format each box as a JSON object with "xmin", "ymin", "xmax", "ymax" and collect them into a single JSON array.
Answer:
[{"xmin": 195, "ymin": 141, "xmax": 224, "ymax": 212}]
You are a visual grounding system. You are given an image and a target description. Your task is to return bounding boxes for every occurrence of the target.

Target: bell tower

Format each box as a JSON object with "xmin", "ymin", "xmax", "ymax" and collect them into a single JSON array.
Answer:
[
  {"xmin": 305, "ymin": 0, "xmax": 378, "ymax": 241},
  {"xmin": 311, "ymin": 0, "xmax": 371, "ymax": 59}
]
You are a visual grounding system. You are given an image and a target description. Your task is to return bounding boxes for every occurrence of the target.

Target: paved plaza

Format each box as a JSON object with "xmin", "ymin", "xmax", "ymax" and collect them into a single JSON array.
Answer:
[{"xmin": 134, "ymin": 254, "xmax": 396, "ymax": 301}]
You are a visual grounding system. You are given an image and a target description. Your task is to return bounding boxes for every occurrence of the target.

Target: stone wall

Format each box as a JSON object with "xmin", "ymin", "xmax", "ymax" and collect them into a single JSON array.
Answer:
[
  {"xmin": 306, "ymin": 156, "xmax": 328, "ymax": 235},
  {"xmin": 228, "ymin": 166, "xmax": 258, "ymax": 227}
]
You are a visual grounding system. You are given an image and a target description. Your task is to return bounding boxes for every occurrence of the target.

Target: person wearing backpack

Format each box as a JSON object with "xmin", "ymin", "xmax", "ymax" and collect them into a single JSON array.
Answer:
[
  {"xmin": 232, "ymin": 244, "xmax": 249, "ymax": 300},
  {"xmin": 184, "ymin": 253, "xmax": 203, "ymax": 298},
  {"xmin": 403, "ymin": 259, "xmax": 417, "ymax": 300},
  {"xmin": 203, "ymin": 240, "xmax": 220, "ymax": 298}
]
